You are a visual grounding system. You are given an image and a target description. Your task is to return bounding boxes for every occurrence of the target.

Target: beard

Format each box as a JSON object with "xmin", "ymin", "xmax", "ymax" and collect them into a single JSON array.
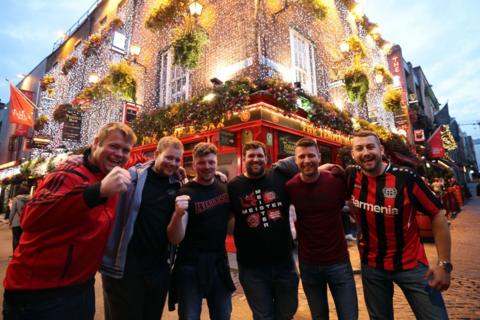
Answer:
[
  {"xmin": 246, "ymin": 163, "xmax": 266, "ymax": 178},
  {"xmin": 358, "ymin": 154, "xmax": 382, "ymax": 174}
]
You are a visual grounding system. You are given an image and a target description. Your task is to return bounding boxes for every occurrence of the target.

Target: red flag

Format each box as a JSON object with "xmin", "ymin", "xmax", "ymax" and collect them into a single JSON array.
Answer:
[
  {"xmin": 9, "ymin": 83, "xmax": 35, "ymax": 127},
  {"xmin": 427, "ymin": 127, "xmax": 445, "ymax": 159}
]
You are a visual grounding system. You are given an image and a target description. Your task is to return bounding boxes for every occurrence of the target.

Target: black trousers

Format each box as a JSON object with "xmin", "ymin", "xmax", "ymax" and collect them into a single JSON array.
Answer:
[
  {"xmin": 102, "ymin": 266, "xmax": 170, "ymax": 320},
  {"xmin": 11, "ymin": 227, "xmax": 22, "ymax": 252}
]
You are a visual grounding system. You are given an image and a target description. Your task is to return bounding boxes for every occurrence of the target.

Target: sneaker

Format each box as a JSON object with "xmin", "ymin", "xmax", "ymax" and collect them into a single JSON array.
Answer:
[{"xmin": 345, "ymin": 234, "xmax": 357, "ymax": 241}]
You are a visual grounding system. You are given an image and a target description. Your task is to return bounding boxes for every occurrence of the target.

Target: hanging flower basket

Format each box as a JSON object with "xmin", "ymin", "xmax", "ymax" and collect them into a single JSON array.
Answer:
[
  {"xmin": 52, "ymin": 103, "xmax": 71, "ymax": 122},
  {"xmin": 108, "ymin": 60, "xmax": 137, "ymax": 101},
  {"xmin": 383, "ymin": 87, "xmax": 403, "ymax": 114},
  {"xmin": 346, "ymin": 35, "xmax": 366, "ymax": 59},
  {"xmin": 34, "ymin": 115, "xmax": 49, "ymax": 131},
  {"xmin": 61, "ymin": 56, "xmax": 78, "ymax": 75},
  {"xmin": 40, "ymin": 75, "xmax": 55, "ymax": 91},
  {"xmin": 145, "ymin": 0, "xmax": 187, "ymax": 31},
  {"xmin": 344, "ymin": 65, "xmax": 369, "ymax": 104},
  {"xmin": 82, "ymin": 33, "xmax": 103, "ymax": 58},
  {"xmin": 373, "ymin": 65, "xmax": 393, "ymax": 85},
  {"xmin": 300, "ymin": 0, "xmax": 328, "ymax": 19},
  {"xmin": 173, "ymin": 28, "xmax": 209, "ymax": 69}
]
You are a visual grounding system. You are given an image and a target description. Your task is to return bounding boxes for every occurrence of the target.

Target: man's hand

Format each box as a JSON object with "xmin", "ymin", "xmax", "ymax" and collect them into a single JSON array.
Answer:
[
  {"xmin": 425, "ymin": 266, "xmax": 451, "ymax": 292},
  {"xmin": 175, "ymin": 195, "xmax": 190, "ymax": 216},
  {"xmin": 215, "ymin": 171, "xmax": 228, "ymax": 183},
  {"xmin": 63, "ymin": 154, "xmax": 83, "ymax": 166},
  {"xmin": 319, "ymin": 163, "xmax": 345, "ymax": 177},
  {"xmin": 100, "ymin": 167, "xmax": 131, "ymax": 198}
]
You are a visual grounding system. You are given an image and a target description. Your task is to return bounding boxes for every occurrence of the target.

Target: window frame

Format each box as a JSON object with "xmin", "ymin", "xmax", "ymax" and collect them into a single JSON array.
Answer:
[{"xmin": 289, "ymin": 28, "xmax": 317, "ymax": 95}]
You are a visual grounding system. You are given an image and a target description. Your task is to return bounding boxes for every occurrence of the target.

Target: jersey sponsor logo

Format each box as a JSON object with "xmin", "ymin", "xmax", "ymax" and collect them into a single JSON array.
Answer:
[
  {"xmin": 382, "ymin": 187, "xmax": 398, "ymax": 198},
  {"xmin": 246, "ymin": 213, "xmax": 260, "ymax": 228},
  {"xmin": 351, "ymin": 196, "xmax": 399, "ymax": 216}
]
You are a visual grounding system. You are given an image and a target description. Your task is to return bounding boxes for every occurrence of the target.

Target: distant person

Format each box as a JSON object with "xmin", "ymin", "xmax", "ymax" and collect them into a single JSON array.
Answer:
[
  {"xmin": 3, "ymin": 122, "xmax": 136, "ymax": 320},
  {"xmin": 8, "ymin": 186, "xmax": 30, "ymax": 251}
]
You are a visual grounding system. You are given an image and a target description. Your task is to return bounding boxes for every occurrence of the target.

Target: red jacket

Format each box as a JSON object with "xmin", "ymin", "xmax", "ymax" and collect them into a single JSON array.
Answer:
[{"xmin": 4, "ymin": 159, "xmax": 117, "ymax": 290}]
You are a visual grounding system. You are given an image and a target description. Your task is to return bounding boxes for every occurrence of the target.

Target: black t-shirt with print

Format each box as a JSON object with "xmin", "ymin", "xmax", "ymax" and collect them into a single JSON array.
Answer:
[
  {"xmin": 176, "ymin": 178, "xmax": 230, "ymax": 264},
  {"xmin": 228, "ymin": 169, "xmax": 293, "ymax": 266}
]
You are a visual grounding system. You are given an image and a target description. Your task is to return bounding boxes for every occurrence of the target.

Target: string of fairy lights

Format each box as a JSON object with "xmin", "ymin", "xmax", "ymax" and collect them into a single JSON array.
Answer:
[{"xmin": 33, "ymin": 0, "xmax": 397, "ymax": 157}]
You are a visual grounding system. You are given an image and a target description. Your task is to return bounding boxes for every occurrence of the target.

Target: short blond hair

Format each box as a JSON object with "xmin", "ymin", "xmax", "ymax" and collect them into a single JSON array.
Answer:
[
  {"xmin": 156, "ymin": 136, "xmax": 184, "ymax": 153},
  {"xmin": 96, "ymin": 122, "xmax": 137, "ymax": 145}
]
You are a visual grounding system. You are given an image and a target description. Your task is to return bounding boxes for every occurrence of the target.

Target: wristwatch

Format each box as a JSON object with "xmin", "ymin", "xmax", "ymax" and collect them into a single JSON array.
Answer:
[{"xmin": 437, "ymin": 261, "xmax": 453, "ymax": 273}]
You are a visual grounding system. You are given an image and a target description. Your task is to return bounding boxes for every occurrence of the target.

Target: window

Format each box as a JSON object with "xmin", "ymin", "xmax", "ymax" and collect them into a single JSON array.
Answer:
[
  {"xmin": 112, "ymin": 31, "xmax": 126, "ymax": 53},
  {"xmin": 158, "ymin": 50, "xmax": 190, "ymax": 106},
  {"xmin": 289, "ymin": 29, "xmax": 317, "ymax": 95}
]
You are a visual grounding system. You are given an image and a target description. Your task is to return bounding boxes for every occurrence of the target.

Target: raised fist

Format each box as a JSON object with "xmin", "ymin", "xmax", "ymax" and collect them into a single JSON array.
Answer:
[
  {"xmin": 175, "ymin": 195, "xmax": 190, "ymax": 216},
  {"xmin": 100, "ymin": 167, "xmax": 131, "ymax": 198}
]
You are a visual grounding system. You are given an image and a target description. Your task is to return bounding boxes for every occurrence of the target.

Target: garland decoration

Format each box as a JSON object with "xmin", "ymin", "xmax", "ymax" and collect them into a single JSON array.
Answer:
[
  {"xmin": 383, "ymin": 87, "xmax": 403, "ymax": 114},
  {"xmin": 52, "ymin": 103, "xmax": 72, "ymax": 122}
]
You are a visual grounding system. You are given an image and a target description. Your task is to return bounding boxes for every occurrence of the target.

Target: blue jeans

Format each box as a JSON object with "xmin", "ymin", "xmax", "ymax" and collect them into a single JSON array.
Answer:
[
  {"xmin": 238, "ymin": 260, "xmax": 299, "ymax": 320},
  {"xmin": 299, "ymin": 261, "xmax": 358, "ymax": 320},
  {"xmin": 3, "ymin": 281, "xmax": 95, "ymax": 320},
  {"xmin": 175, "ymin": 264, "xmax": 232, "ymax": 320},
  {"xmin": 361, "ymin": 263, "xmax": 448, "ymax": 320}
]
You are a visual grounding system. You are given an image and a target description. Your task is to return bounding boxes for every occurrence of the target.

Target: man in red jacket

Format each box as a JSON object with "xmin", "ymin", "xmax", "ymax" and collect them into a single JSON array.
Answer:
[{"xmin": 3, "ymin": 122, "xmax": 136, "ymax": 320}]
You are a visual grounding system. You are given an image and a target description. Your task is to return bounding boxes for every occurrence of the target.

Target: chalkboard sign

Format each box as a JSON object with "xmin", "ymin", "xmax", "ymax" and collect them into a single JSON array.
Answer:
[
  {"xmin": 219, "ymin": 129, "xmax": 236, "ymax": 147},
  {"xmin": 278, "ymin": 132, "xmax": 301, "ymax": 157},
  {"xmin": 62, "ymin": 107, "xmax": 82, "ymax": 142}
]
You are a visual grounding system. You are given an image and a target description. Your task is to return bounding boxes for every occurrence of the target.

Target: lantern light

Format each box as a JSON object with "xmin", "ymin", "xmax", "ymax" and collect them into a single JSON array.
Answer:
[
  {"xmin": 130, "ymin": 45, "xmax": 141, "ymax": 57},
  {"xmin": 340, "ymin": 41, "xmax": 349, "ymax": 53},
  {"xmin": 189, "ymin": 1, "xmax": 203, "ymax": 17},
  {"xmin": 88, "ymin": 74, "xmax": 100, "ymax": 84}
]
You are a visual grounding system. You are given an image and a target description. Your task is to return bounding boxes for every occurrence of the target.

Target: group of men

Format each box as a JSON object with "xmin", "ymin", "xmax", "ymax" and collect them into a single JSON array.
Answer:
[{"xmin": 2, "ymin": 122, "xmax": 452, "ymax": 320}]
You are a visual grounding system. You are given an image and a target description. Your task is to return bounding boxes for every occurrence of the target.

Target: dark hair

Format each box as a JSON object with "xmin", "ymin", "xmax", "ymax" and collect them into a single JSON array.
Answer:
[
  {"xmin": 295, "ymin": 138, "xmax": 319, "ymax": 152},
  {"xmin": 243, "ymin": 141, "xmax": 266, "ymax": 156},
  {"xmin": 352, "ymin": 130, "xmax": 382, "ymax": 145},
  {"xmin": 192, "ymin": 142, "xmax": 217, "ymax": 160}
]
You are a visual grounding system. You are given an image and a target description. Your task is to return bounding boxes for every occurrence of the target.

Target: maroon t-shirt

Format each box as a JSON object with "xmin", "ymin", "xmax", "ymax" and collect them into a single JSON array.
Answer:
[{"xmin": 286, "ymin": 172, "xmax": 349, "ymax": 265}]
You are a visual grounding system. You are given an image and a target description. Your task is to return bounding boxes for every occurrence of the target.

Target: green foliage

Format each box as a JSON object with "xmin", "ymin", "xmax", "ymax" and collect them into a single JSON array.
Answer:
[
  {"xmin": 34, "ymin": 115, "xmax": 49, "ymax": 131},
  {"xmin": 374, "ymin": 65, "xmax": 393, "ymax": 85},
  {"xmin": 52, "ymin": 104, "xmax": 71, "ymax": 122},
  {"xmin": 40, "ymin": 75, "xmax": 55, "ymax": 91},
  {"xmin": 307, "ymin": 96, "xmax": 353, "ymax": 135},
  {"xmin": 82, "ymin": 33, "xmax": 102, "ymax": 58},
  {"xmin": 344, "ymin": 64, "xmax": 369, "ymax": 104},
  {"xmin": 347, "ymin": 35, "xmax": 366, "ymax": 59},
  {"xmin": 301, "ymin": 0, "xmax": 328, "ymax": 19},
  {"xmin": 61, "ymin": 56, "xmax": 78, "ymax": 75},
  {"xmin": 108, "ymin": 61, "xmax": 137, "ymax": 101},
  {"xmin": 145, "ymin": 0, "xmax": 187, "ymax": 31},
  {"xmin": 173, "ymin": 28, "xmax": 209, "ymax": 69},
  {"xmin": 383, "ymin": 87, "xmax": 403, "ymax": 114}
]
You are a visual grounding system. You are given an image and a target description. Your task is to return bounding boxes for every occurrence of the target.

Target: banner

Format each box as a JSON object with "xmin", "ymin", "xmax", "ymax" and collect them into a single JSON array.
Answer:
[
  {"xmin": 9, "ymin": 83, "xmax": 34, "ymax": 127},
  {"xmin": 427, "ymin": 127, "xmax": 445, "ymax": 159}
]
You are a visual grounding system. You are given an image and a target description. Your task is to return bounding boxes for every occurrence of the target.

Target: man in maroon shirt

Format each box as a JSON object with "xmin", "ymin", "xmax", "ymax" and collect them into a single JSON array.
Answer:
[
  {"xmin": 348, "ymin": 130, "xmax": 451, "ymax": 319},
  {"xmin": 286, "ymin": 138, "xmax": 358, "ymax": 320}
]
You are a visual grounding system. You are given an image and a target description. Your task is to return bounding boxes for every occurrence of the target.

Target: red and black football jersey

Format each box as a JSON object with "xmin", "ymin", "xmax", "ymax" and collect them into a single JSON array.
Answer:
[{"xmin": 346, "ymin": 163, "xmax": 443, "ymax": 271}]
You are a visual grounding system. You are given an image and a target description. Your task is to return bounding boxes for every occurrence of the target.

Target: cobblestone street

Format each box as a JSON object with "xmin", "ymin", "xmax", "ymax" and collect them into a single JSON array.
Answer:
[{"xmin": 0, "ymin": 186, "xmax": 479, "ymax": 319}]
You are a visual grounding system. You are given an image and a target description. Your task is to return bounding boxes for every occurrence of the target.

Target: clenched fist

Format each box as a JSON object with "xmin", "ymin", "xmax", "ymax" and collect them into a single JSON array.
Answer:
[
  {"xmin": 175, "ymin": 195, "xmax": 190, "ymax": 216},
  {"xmin": 100, "ymin": 167, "xmax": 131, "ymax": 197}
]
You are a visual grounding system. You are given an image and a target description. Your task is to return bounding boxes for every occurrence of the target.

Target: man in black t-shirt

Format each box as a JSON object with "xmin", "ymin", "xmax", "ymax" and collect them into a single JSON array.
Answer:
[
  {"xmin": 101, "ymin": 136, "xmax": 184, "ymax": 320},
  {"xmin": 228, "ymin": 141, "xmax": 299, "ymax": 320},
  {"xmin": 168, "ymin": 142, "xmax": 234, "ymax": 320}
]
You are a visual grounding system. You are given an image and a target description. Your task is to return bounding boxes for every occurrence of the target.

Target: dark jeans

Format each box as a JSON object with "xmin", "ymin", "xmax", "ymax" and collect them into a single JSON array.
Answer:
[
  {"xmin": 11, "ymin": 226, "xmax": 22, "ymax": 252},
  {"xmin": 3, "ymin": 281, "xmax": 95, "ymax": 320},
  {"xmin": 238, "ymin": 260, "xmax": 299, "ymax": 320},
  {"xmin": 102, "ymin": 265, "xmax": 170, "ymax": 320},
  {"xmin": 361, "ymin": 263, "xmax": 448, "ymax": 320},
  {"xmin": 175, "ymin": 264, "xmax": 232, "ymax": 320},
  {"xmin": 299, "ymin": 261, "xmax": 358, "ymax": 320}
]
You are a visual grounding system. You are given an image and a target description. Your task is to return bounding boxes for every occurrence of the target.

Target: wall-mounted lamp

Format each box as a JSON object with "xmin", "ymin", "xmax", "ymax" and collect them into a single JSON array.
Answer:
[
  {"xmin": 88, "ymin": 73, "xmax": 100, "ymax": 84},
  {"xmin": 374, "ymin": 73, "xmax": 384, "ymax": 84},
  {"xmin": 210, "ymin": 77, "xmax": 223, "ymax": 86},
  {"xmin": 189, "ymin": 1, "xmax": 203, "ymax": 18},
  {"xmin": 129, "ymin": 44, "xmax": 147, "ymax": 73},
  {"xmin": 339, "ymin": 41, "xmax": 349, "ymax": 53}
]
